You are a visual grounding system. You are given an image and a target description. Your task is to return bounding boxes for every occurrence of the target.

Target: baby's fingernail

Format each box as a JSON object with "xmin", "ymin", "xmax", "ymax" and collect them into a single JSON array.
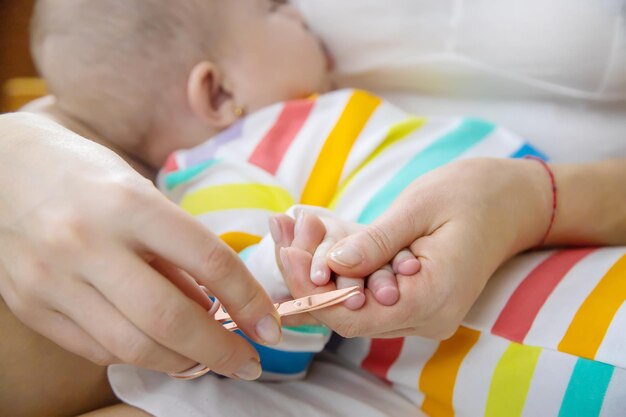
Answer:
[
  {"xmin": 233, "ymin": 359, "xmax": 262, "ymax": 380},
  {"xmin": 311, "ymin": 269, "xmax": 327, "ymax": 285},
  {"xmin": 375, "ymin": 287, "xmax": 400, "ymax": 306},
  {"xmin": 397, "ymin": 259, "xmax": 421, "ymax": 275},
  {"xmin": 269, "ymin": 217, "xmax": 283, "ymax": 245},
  {"xmin": 329, "ymin": 246, "xmax": 363, "ymax": 267},
  {"xmin": 344, "ymin": 292, "xmax": 366, "ymax": 310},
  {"xmin": 256, "ymin": 314, "xmax": 282, "ymax": 345}
]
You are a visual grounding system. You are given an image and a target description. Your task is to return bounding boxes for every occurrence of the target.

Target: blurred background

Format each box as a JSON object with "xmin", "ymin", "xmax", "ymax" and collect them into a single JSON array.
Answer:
[{"xmin": 1, "ymin": 0, "xmax": 44, "ymax": 112}]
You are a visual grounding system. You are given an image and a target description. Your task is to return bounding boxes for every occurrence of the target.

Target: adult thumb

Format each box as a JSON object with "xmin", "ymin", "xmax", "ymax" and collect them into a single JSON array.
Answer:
[{"xmin": 327, "ymin": 201, "xmax": 427, "ymax": 277}]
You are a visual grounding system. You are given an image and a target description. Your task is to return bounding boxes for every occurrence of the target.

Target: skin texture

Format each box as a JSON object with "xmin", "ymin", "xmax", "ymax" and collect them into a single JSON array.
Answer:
[
  {"xmin": 0, "ymin": 113, "xmax": 285, "ymax": 415},
  {"xmin": 277, "ymin": 158, "xmax": 626, "ymax": 339}
]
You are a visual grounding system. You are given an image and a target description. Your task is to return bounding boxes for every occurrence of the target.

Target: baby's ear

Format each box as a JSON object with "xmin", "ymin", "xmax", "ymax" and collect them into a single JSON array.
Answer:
[{"xmin": 187, "ymin": 61, "xmax": 238, "ymax": 128}]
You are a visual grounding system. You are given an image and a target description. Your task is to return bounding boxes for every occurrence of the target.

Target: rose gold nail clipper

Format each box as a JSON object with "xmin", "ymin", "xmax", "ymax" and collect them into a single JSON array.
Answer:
[{"xmin": 169, "ymin": 286, "xmax": 361, "ymax": 380}]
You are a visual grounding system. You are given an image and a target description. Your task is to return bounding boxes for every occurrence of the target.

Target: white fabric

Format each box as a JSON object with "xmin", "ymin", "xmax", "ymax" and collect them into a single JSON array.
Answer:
[
  {"xmin": 108, "ymin": 353, "xmax": 425, "ymax": 417},
  {"xmin": 292, "ymin": 0, "xmax": 626, "ymax": 162}
]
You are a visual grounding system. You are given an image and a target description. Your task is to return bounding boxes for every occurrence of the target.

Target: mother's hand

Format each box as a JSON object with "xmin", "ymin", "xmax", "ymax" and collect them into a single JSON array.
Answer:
[
  {"xmin": 0, "ymin": 113, "xmax": 281, "ymax": 379},
  {"xmin": 278, "ymin": 158, "xmax": 551, "ymax": 339}
]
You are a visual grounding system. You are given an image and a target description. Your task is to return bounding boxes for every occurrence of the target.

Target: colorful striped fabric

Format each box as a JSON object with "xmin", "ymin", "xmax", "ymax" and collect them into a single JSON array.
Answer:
[
  {"xmin": 346, "ymin": 248, "xmax": 626, "ymax": 416},
  {"xmin": 158, "ymin": 89, "xmax": 626, "ymax": 414}
]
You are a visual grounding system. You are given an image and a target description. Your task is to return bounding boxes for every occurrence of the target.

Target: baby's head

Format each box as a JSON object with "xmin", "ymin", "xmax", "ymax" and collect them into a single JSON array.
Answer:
[{"xmin": 31, "ymin": 0, "xmax": 332, "ymax": 167}]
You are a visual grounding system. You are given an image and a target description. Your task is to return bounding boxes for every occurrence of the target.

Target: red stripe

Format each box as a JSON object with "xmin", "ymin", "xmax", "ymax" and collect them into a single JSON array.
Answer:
[
  {"xmin": 248, "ymin": 99, "xmax": 315, "ymax": 174},
  {"xmin": 361, "ymin": 338, "xmax": 404, "ymax": 383},
  {"xmin": 491, "ymin": 248, "xmax": 596, "ymax": 343},
  {"xmin": 163, "ymin": 152, "xmax": 179, "ymax": 173}
]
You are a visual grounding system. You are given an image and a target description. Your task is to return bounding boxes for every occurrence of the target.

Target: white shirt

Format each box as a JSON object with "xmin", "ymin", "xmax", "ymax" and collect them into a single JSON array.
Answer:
[{"xmin": 293, "ymin": 0, "xmax": 626, "ymax": 161}]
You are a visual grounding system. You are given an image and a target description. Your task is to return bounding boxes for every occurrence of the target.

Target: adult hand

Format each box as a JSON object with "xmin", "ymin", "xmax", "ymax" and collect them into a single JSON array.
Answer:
[
  {"xmin": 0, "ymin": 113, "xmax": 281, "ymax": 380},
  {"xmin": 270, "ymin": 208, "xmax": 420, "ymax": 309},
  {"xmin": 278, "ymin": 158, "xmax": 551, "ymax": 339}
]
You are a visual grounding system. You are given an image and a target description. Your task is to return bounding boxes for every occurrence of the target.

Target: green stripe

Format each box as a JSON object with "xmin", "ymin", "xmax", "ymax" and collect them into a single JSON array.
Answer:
[
  {"xmin": 485, "ymin": 343, "xmax": 541, "ymax": 417},
  {"xmin": 329, "ymin": 117, "xmax": 425, "ymax": 209},
  {"xmin": 558, "ymin": 358, "xmax": 614, "ymax": 417},
  {"xmin": 357, "ymin": 118, "xmax": 494, "ymax": 224},
  {"xmin": 164, "ymin": 159, "xmax": 221, "ymax": 190},
  {"xmin": 283, "ymin": 325, "xmax": 330, "ymax": 335}
]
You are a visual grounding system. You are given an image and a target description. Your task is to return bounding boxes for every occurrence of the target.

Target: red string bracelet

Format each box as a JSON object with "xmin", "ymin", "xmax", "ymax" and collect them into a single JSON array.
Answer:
[{"xmin": 524, "ymin": 156, "xmax": 557, "ymax": 247}]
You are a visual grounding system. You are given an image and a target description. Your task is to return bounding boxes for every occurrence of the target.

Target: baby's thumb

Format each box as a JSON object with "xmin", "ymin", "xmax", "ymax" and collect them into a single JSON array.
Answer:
[{"xmin": 327, "ymin": 209, "xmax": 422, "ymax": 277}]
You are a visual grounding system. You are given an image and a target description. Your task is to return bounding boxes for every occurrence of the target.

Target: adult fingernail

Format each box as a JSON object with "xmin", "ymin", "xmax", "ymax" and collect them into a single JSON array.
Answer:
[
  {"xmin": 233, "ymin": 359, "xmax": 262, "ymax": 380},
  {"xmin": 256, "ymin": 314, "xmax": 282, "ymax": 345},
  {"xmin": 329, "ymin": 245, "xmax": 363, "ymax": 267},
  {"xmin": 269, "ymin": 217, "xmax": 283, "ymax": 245}
]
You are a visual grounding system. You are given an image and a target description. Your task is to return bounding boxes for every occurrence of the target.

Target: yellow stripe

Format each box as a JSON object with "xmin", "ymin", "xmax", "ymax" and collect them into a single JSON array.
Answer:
[
  {"xmin": 558, "ymin": 254, "xmax": 626, "ymax": 359},
  {"xmin": 300, "ymin": 90, "xmax": 381, "ymax": 206},
  {"xmin": 419, "ymin": 326, "xmax": 480, "ymax": 417},
  {"xmin": 328, "ymin": 117, "xmax": 426, "ymax": 210},
  {"xmin": 180, "ymin": 184, "xmax": 294, "ymax": 215},
  {"xmin": 485, "ymin": 343, "xmax": 541, "ymax": 417},
  {"xmin": 220, "ymin": 232, "xmax": 262, "ymax": 253}
]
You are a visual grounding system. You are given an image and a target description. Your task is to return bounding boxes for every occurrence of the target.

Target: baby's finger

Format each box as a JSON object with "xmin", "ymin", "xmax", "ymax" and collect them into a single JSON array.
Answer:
[
  {"xmin": 269, "ymin": 214, "xmax": 295, "ymax": 248},
  {"xmin": 292, "ymin": 211, "xmax": 326, "ymax": 254},
  {"xmin": 270, "ymin": 215, "xmax": 296, "ymax": 278},
  {"xmin": 311, "ymin": 237, "xmax": 335, "ymax": 285},
  {"xmin": 335, "ymin": 276, "xmax": 365, "ymax": 310},
  {"xmin": 392, "ymin": 249, "xmax": 421, "ymax": 276},
  {"xmin": 367, "ymin": 265, "xmax": 400, "ymax": 306}
]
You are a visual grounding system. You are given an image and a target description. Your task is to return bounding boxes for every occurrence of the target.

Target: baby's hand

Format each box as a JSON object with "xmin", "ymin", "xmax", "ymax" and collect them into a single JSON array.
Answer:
[{"xmin": 269, "ymin": 208, "xmax": 420, "ymax": 310}]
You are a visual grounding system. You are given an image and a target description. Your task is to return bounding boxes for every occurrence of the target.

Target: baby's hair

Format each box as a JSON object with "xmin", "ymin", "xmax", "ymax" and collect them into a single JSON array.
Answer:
[{"xmin": 30, "ymin": 0, "xmax": 218, "ymax": 143}]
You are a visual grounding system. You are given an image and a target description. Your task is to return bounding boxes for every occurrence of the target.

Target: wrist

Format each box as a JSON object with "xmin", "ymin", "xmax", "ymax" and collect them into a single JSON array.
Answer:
[
  {"xmin": 506, "ymin": 158, "xmax": 556, "ymax": 254},
  {"xmin": 547, "ymin": 161, "xmax": 626, "ymax": 246}
]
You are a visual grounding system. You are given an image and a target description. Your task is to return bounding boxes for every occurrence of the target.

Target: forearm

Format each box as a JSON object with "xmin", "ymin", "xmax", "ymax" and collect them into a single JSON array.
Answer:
[{"xmin": 547, "ymin": 159, "xmax": 626, "ymax": 246}]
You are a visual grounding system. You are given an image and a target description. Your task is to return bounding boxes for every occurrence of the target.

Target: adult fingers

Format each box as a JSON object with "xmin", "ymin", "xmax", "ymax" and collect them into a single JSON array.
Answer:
[
  {"xmin": 54, "ymin": 279, "xmax": 194, "ymax": 373},
  {"xmin": 327, "ymin": 187, "xmax": 435, "ymax": 277},
  {"xmin": 150, "ymin": 258, "xmax": 213, "ymax": 311},
  {"xmin": 91, "ymin": 249, "xmax": 263, "ymax": 379},
  {"xmin": 15, "ymin": 305, "xmax": 117, "ymax": 366},
  {"xmin": 280, "ymin": 247, "xmax": 404, "ymax": 338},
  {"xmin": 134, "ymin": 200, "xmax": 281, "ymax": 347}
]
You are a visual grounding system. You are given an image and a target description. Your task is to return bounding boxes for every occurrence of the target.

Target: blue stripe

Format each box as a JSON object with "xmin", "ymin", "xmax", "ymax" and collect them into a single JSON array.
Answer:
[
  {"xmin": 558, "ymin": 358, "xmax": 614, "ymax": 417},
  {"xmin": 357, "ymin": 118, "xmax": 495, "ymax": 224},
  {"xmin": 236, "ymin": 331, "xmax": 314, "ymax": 374},
  {"xmin": 510, "ymin": 143, "xmax": 548, "ymax": 161}
]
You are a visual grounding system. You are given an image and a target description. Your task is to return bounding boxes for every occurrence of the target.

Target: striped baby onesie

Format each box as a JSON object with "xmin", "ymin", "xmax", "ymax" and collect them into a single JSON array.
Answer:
[{"xmin": 159, "ymin": 89, "xmax": 626, "ymax": 415}]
